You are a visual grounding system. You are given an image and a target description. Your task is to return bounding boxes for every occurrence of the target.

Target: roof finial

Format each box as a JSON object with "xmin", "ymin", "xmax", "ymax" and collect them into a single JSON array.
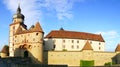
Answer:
[
  {"xmin": 17, "ymin": 3, "xmax": 21, "ymax": 14},
  {"xmin": 60, "ymin": 27, "xmax": 64, "ymax": 31}
]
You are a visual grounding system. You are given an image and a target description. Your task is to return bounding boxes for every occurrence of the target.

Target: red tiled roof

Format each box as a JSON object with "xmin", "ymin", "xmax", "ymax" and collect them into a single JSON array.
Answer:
[
  {"xmin": 45, "ymin": 30, "xmax": 105, "ymax": 42},
  {"xmin": 82, "ymin": 41, "xmax": 93, "ymax": 50},
  {"xmin": 115, "ymin": 44, "xmax": 120, "ymax": 51},
  {"xmin": 1, "ymin": 45, "xmax": 9, "ymax": 53},
  {"xmin": 34, "ymin": 22, "xmax": 43, "ymax": 32},
  {"xmin": 15, "ymin": 22, "xmax": 44, "ymax": 35}
]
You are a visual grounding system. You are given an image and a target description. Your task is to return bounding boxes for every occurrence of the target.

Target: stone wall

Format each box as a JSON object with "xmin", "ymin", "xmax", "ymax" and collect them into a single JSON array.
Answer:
[{"xmin": 43, "ymin": 51, "xmax": 117, "ymax": 66}]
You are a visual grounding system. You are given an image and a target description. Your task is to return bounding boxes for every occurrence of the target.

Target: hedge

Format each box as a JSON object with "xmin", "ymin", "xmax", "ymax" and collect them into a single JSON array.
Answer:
[{"xmin": 80, "ymin": 60, "xmax": 94, "ymax": 67}]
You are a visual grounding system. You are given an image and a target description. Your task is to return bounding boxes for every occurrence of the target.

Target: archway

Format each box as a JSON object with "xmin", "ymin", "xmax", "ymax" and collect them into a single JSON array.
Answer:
[{"xmin": 24, "ymin": 51, "xmax": 28, "ymax": 57}]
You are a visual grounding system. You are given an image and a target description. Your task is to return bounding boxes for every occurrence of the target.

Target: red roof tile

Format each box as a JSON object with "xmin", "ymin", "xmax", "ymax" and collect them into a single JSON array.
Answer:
[
  {"xmin": 1, "ymin": 45, "xmax": 9, "ymax": 53},
  {"xmin": 34, "ymin": 22, "xmax": 43, "ymax": 32},
  {"xmin": 15, "ymin": 22, "xmax": 44, "ymax": 35},
  {"xmin": 82, "ymin": 41, "xmax": 93, "ymax": 50},
  {"xmin": 45, "ymin": 30, "xmax": 105, "ymax": 42},
  {"xmin": 115, "ymin": 44, "xmax": 120, "ymax": 51}
]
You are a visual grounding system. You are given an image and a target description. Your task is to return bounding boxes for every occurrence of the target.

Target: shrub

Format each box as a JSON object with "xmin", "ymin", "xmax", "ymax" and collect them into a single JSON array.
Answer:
[
  {"xmin": 80, "ymin": 60, "xmax": 94, "ymax": 67},
  {"xmin": 104, "ymin": 62, "xmax": 115, "ymax": 66},
  {"xmin": 62, "ymin": 49, "xmax": 67, "ymax": 51}
]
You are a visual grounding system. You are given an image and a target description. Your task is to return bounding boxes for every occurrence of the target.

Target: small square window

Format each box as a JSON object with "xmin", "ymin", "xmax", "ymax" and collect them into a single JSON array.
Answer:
[
  {"xmin": 71, "ymin": 45, "xmax": 74, "ymax": 49},
  {"xmin": 99, "ymin": 43, "xmax": 101, "ymax": 45},
  {"xmin": 72, "ymin": 40, "xmax": 74, "ymax": 43},
  {"xmin": 36, "ymin": 33, "xmax": 38, "ymax": 36},
  {"xmin": 63, "ymin": 40, "xmax": 65, "ymax": 43},
  {"xmin": 99, "ymin": 47, "xmax": 101, "ymax": 50},
  {"xmin": 77, "ymin": 40, "xmax": 79, "ymax": 43},
  {"xmin": 63, "ymin": 45, "xmax": 65, "ymax": 49},
  {"xmin": 77, "ymin": 45, "xmax": 79, "ymax": 49}
]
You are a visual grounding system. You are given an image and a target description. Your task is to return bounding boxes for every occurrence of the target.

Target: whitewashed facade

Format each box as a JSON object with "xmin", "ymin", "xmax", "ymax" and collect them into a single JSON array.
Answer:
[{"xmin": 44, "ymin": 29, "xmax": 105, "ymax": 51}]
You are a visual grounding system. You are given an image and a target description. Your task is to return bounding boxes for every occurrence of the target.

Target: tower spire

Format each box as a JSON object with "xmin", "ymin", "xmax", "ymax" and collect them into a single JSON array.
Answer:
[{"xmin": 17, "ymin": 3, "xmax": 21, "ymax": 14}]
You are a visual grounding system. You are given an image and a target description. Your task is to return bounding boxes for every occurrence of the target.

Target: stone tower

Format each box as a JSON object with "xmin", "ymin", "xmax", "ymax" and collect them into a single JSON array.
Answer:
[
  {"xmin": 9, "ymin": 5, "xmax": 27, "ymax": 57},
  {"xmin": 9, "ymin": 5, "xmax": 44, "ymax": 63}
]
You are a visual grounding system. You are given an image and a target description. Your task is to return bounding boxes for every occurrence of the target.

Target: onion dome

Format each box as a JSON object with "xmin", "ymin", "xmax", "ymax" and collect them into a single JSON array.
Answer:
[{"xmin": 13, "ymin": 5, "xmax": 24, "ymax": 20}]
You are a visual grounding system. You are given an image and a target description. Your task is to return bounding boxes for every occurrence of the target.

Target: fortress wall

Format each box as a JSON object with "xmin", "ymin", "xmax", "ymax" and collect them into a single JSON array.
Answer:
[
  {"xmin": 93, "ymin": 51, "xmax": 116, "ymax": 66},
  {"xmin": 43, "ymin": 51, "xmax": 117, "ymax": 66}
]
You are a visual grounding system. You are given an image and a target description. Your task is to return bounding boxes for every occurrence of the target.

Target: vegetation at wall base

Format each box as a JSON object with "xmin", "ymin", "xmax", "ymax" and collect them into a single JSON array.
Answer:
[
  {"xmin": 104, "ymin": 62, "xmax": 115, "ymax": 66},
  {"xmin": 80, "ymin": 60, "xmax": 94, "ymax": 67},
  {"xmin": 62, "ymin": 49, "xmax": 67, "ymax": 51}
]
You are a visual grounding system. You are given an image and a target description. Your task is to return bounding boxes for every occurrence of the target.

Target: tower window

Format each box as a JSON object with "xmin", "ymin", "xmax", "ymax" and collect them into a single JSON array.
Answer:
[
  {"xmin": 36, "ymin": 33, "xmax": 38, "ymax": 36},
  {"xmin": 33, "ymin": 38, "xmax": 35, "ymax": 41},
  {"xmin": 13, "ymin": 26, "xmax": 15, "ymax": 30},
  {"xmin": 15, "ymin": 36, "xmax": 17, "ymax": 38}
]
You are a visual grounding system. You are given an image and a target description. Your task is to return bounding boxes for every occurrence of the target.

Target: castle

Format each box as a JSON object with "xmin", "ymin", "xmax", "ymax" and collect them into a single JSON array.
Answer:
[{"xmin": 6, "ymin": 5, "xmax": 120, "ymax": 66}]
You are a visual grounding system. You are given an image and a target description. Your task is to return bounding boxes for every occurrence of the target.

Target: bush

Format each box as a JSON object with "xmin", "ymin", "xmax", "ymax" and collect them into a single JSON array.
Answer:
[
  {"xmin": 104, "ymin": 62, "xmax": 115, "ymax": 66},
  {"xmin": 80, "ymin": 60, "xmax": 94, "ymax": 67},
  {"xmin": 62, "ymin": 49, "xmax": 67, "ymax": 51}
]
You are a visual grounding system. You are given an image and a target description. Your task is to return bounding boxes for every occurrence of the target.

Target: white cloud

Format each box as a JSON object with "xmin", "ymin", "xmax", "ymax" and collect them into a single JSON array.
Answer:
[
  {"xmin": 96, "ymin": 31, "xmax": 120, "ymax": 51},
  {"xmin": 3, "ymin": 0, "xmax": 82, "ymax": 28},
  {"xmin": 96, "ymin": 31, "xmax": 119, "ymax": 39}
]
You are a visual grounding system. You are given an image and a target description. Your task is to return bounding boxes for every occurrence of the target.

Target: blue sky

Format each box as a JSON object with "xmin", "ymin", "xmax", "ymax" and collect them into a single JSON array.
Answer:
[{"xmin": 0, "ymin": 0, "xmax": 120, "ymax": 51}]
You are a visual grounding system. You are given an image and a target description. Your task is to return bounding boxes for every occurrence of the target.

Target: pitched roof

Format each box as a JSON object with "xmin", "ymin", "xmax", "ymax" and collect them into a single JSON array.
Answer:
[
  {"xmin": 45, "ymin": 30, "xmax": 105, "ymax": 42},
  {"xmin": 82, "ymin": 41, "xmax": 93, "ymax": 50},
  {"xmin": 34, "ymin": 22, "xmax": 43, "ymax": 32},
  {"xmin": 15, "ymin": 22, "xmax": 43, "ymax": 35},
  {"xmin": 15, "ymin": 25, "xmax": 23, "ymax": 34},
  {"xmin": 115, "ymin": 44, "xmax": 120, "ymax": 51},
  {"xmin": 1, "ymin": 45, "xmax": 9, "ymax": 53}
]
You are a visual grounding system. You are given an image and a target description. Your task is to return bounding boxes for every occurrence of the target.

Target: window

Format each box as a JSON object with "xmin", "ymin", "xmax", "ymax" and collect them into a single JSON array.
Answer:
[
  {"xmin": 90, "ymin": 41, "xmax": 92, "ymax": 44},
  {"xmin": 63, "ymin": 45, "xmax": 65, "ymax": 49},
  {"xmin": 71, "ymin": 45, "xmax": 74, "ymax": 49},
  {"xmin": 77, "ymin": 40, "xmax": 79, "ymax": 43},
  {"xmin": 13, "ymin": 44, "xmax": 14, "ymax": 46},
  {"xmin": 15, "ymin": 36, "xmax": 17, "ymax": 38},
  {"xmin": 36, "ymin": 33, "xmax": 38, "ymax": 36},
  {"xmin": 99, "ymin": 43, "xmax": 101, "ymax": 45},
  {"xmin": 53, "ymin": 45, "xmax": 56, "ymax": 48},
  {"xmin": 72, "ymin": 40, "xmax": 74, "ymax": 43},
  {"xmin": 77, "ymin": 45, "xmax": 79, "ymax": 49},
  {"xmin": 63, "ymin": 40, "xmax": 65, "ymax": 43},
  {"xmin": 21, "ymin": 35, "xmax": 23, "ymax": 37},
  {"xmin": 99, "ymin": 47, "xmax": 101, "ymax": 50},
  {"xmin": 13, "ymin": 26, "xmax": 15, "ymax": 30},
  {"xmin": 33, "ymin": 38, "xmax": 35, "ymax": 41}
]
